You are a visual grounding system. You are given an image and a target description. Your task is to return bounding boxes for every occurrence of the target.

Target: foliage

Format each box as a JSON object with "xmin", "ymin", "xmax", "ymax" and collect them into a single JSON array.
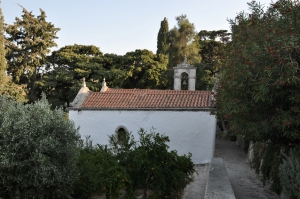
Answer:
[
  {"xmin": 250, "ymin": 142, "xmax": 282, "ymax": 193},
  {"xmin": 0, "ymin": 4, "xmax": 6, "ymax": 84},
  {"xmin": 36, "ymin": 66, "xmax": 78, "ymax": 109},
  {"xmin": 197, "ymin": 30, "xmax": 230, "ymax": 90},
  {"xmin": 5, "ymin": 6, "xmax": 60, "ymax": 102},
  {"xmin": 0, "ymin": 78, "xmax": 28, "ymax": 103},
  {"xmin": 166, "ymin": 14, "xmax": 201, "ymax": 89},
  {"xmin": 217, "ymin": 0, "xmax": 300, "ymax": 193},
  {"xmin": 168, "ymin": 15, "xmax": 201, "ymax": 68},
  {"xmin": 73, "ymin": 138, "xmax": 130, "ymax": 199},
  {"xmin": 279, "ymin": 146, "xmax": 300, "ymax": 199},
  {"xmin": 74, "ymin": 129, "xmax": 195, "ymax": 199},
  {"xmin": 0, "ymin": 94, "xmax": 81, "ymax": 199},
  {"xmin": 156, "ymin": 17, "xmax": 169, "ymax": 55},
  {"xmin": 39, "ymin": 46, "xmax": 168, "ymax": 108},
  {"xmin": 37, "ymin": 45, "xmax": 127, "ymax": 108},
  {"xmin": 0, "ymin": 5, "xmax": 27, "ymax": 102},
  {"xmin": 109, "ymin": 128, "xmax": 195, "ymax": 199},
  {"xmin": 122, "ymin": 49, "xmax": 168, "ymax": 89},
  {"xmin": 38, "ymin": 44, "xmax": 101, "ymax": 108}
]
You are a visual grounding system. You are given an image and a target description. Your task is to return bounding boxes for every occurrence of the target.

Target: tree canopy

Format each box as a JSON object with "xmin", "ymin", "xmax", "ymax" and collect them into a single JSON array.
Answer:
[
  {"xmin": 122, "ymin": 49, "xmax": 168, "ymax": 89},
  {"xmin": 37, "ymin": 46, "xmax": 168, "ymax": 108},
  {"xmin": 197, "ymin": 30, "xmax": 230, "ymax": 90},
  {"xmin": 5, "ymin": 6, "xmax": 60, "ymax": 102},
  {"xmin": 168, "ymin": 14, "xmax": 201, "ymax": 67},
  {"xmin": 216, "ymin": 0, "xmax": 300, "ymax": 192},
  {"xmin": 0, "ymin": 94, "xmax": 80, "ymax": 198},
  {"xmin": 37, "ymin": 44, "xmax": 127, "ymax": 108}
]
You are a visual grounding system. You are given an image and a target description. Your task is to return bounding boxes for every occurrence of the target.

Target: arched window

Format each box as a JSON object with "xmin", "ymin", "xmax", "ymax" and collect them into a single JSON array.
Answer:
[
  {"xmin": 115, "ymin": 126, "xmax": 128, "ymax": 144},
  {"xmin": 181, "ymin": 72, "xmax": 189, "ymax": 90}
]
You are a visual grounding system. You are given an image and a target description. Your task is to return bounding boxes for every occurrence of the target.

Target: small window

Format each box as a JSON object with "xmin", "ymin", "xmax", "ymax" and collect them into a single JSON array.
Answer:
[
  {"xmin": 115, "ymin": 126, "xmax": 128, "ymax": 144},
  {"xmin": 117, "ymin": 128, "xmax": 127, "ymax": 143}
]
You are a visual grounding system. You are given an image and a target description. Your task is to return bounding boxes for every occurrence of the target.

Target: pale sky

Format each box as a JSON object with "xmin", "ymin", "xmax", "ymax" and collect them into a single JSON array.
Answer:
[{"xmin": 2, "ymin": 0, "xmax": 273, "ymax": 55}]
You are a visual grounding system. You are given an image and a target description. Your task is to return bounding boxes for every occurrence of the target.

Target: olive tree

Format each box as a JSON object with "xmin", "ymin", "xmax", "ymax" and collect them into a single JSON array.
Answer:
[{"xmin": 0, "ymin": 94, "xmax": 81, "ymax": 199}]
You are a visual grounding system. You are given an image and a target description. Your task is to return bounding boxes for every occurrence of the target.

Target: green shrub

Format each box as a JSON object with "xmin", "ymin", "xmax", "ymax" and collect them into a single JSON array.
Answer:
[
  {"xmin": 250, "ymin": 142, "xmax": 282, "ymax": 194},
  {"xmin": 75, "ymin": 128, "xmax": 195, "ymax": 199},
  {"xmin": 73, "ymin": 138, "xmax": 130, "ymax": 199},
  {"xmin": 216, "ymin": 0, "xmax": 300, "ymax": 194},
  {"xmin": 109, "ymin": 128, "xmax": 195, "ymax": 199},
  {"xmin": 0, "ymin": 94, "xmax": 81, "ymax": 199},
  {"xmin": 279, "ymin": 146, "xmax": 300, "ymax": 199}
]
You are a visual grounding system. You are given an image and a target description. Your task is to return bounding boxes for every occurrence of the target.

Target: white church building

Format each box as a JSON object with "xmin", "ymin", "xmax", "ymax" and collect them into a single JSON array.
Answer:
[{"xmin": 69, "ymin": 58, "xmax": 216, "ymax": 163}]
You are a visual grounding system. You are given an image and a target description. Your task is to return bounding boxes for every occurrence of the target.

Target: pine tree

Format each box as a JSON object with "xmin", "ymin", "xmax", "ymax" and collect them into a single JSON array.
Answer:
[
  {"xmin": 5, "ymin": 6, "xmax": 60, "ymax": 102},
  {"xmin": 197, "ymin": 30, "xmax": 230, "ymax": 89},
  {"xmin": 168, "ymin": 15, "xmax": 200, "ymax": 68},
  {"xmin": 156, "ymin": 17, "xmax": 169, "ymax": 55},
  {"xmin": 163, "ymin": 15, "xmax": 201, "ymax": 89}
]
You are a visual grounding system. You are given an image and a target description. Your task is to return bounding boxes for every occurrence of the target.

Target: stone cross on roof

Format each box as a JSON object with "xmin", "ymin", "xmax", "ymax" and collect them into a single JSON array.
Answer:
[
  {"xmin": 175, "ymin": 56, "xmax": 193, "ymax": 68},
  {"xmin": 101, "ymin": 78, "xmax": 108, "ymax": 92},
  {"xmin": 102, "ymin": 78, "xmax": 106, "ymax": 87},
  {"xmin": 183, "ymin": 55, "xmax": 188, "ymax": 64}
]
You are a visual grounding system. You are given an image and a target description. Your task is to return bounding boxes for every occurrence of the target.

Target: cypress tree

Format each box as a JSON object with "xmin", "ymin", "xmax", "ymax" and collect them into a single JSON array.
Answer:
[
  {"xmin": 0, "ymin": 2, "xmax": 27, "ymax": 102},
  {"xmin": 156, "ymin": 17, "xmax": 169, "ymax": 55},
  {"xmin": 0, "ymin": 1, "xmax": 6, "ymax": 85}
]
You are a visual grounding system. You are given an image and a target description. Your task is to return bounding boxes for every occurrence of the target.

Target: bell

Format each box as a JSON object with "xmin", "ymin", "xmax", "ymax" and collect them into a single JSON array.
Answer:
[{"xmin": 183, "ymin": 79, "xmax": 187, "ymax": 85}]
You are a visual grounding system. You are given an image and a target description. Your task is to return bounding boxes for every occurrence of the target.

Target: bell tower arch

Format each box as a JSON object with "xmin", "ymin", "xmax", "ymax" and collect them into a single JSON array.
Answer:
[{"xmin": 173, "ymin": 56, "xmax": 196, "ymax": 91}]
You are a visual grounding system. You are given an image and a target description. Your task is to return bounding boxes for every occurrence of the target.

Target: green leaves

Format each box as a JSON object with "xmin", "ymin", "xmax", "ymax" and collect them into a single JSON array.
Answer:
[
  {"xmin": 0, "ymin": 94, "xmax": 81, "ymax": 198},
  {"xmin": 122, "ymin": 49, "xmax": 168, "ymax": 89},
  {"xmin": 109, "ymin": 128, "xmax": 195, "ymax": 199},
  {"xmin": 168, "ymin": 15, "xmax": 201, "ymax": 68},
  {"xmin": 157, "ymin": 17, "xmax": 169, "ymax": 55},
  {"xmin": 279, "ymin": 146, "xmax": 300, "ymax": 199},
  {"xmin": 217, "ymin": 0, "xmax": 300, "ymax": 193},
  {"xmin": 218, "ymin": 0, "xmax": 300, "ymax": 142},
  {"xmin": 74, "ymin": 138, "xmax": 129, "ymax": 199},
  {"xmin": 74, "ymin": 128, "xmax": 195, "ymax": 199},
  {"xmin": 5, "ymin": 7, "xmax": 60, "ymax": 102}
]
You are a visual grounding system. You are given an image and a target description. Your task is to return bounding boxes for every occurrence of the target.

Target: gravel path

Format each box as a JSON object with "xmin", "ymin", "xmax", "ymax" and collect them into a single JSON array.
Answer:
[{"xmin": 214, "ymin": 137, "xmax": 280, "ymax": 199}]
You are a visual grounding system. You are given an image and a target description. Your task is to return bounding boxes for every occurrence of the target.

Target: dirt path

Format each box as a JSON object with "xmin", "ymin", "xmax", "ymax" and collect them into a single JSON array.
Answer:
[{"xmin": 214, "ymin": 138, "xmax": 280, "ymax": 199}]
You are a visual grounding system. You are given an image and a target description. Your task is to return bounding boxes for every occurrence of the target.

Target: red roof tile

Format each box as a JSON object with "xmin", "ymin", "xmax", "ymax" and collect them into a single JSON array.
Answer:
[{"xmin": 79, "ymin": 89, "xmax": 213, "ymax": 110}]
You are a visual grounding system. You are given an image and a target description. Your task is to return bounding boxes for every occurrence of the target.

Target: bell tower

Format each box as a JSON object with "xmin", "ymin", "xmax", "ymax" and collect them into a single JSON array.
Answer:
[{"xmin": 173, "ymin": 56, "xmax": 196, "ymax": 91}]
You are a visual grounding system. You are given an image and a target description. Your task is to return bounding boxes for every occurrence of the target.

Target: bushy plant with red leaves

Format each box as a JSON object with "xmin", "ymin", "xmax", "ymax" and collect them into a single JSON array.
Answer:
[{"xmin": 216, "ymin": 0, "xmax": 300, "ymax": 193}]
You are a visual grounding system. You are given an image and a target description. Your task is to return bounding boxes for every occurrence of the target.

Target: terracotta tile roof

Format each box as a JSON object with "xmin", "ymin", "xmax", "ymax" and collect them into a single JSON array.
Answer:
[{"xmin": 79, "ymin": 89, "xmax": 213, "ymax": 110}]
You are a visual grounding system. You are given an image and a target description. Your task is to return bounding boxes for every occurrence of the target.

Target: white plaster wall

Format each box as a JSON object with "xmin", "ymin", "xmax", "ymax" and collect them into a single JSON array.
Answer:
[
  {"xmin": 188, "ymin": 78, "xmax": 196, "ymax": 91},
  {"xmin": 174, "ymin": 78, "xmax": 181, "ymax": 90},
  {"xmin": 69, "ymin": 110, "xmax": 216, "ymax": 163}
]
